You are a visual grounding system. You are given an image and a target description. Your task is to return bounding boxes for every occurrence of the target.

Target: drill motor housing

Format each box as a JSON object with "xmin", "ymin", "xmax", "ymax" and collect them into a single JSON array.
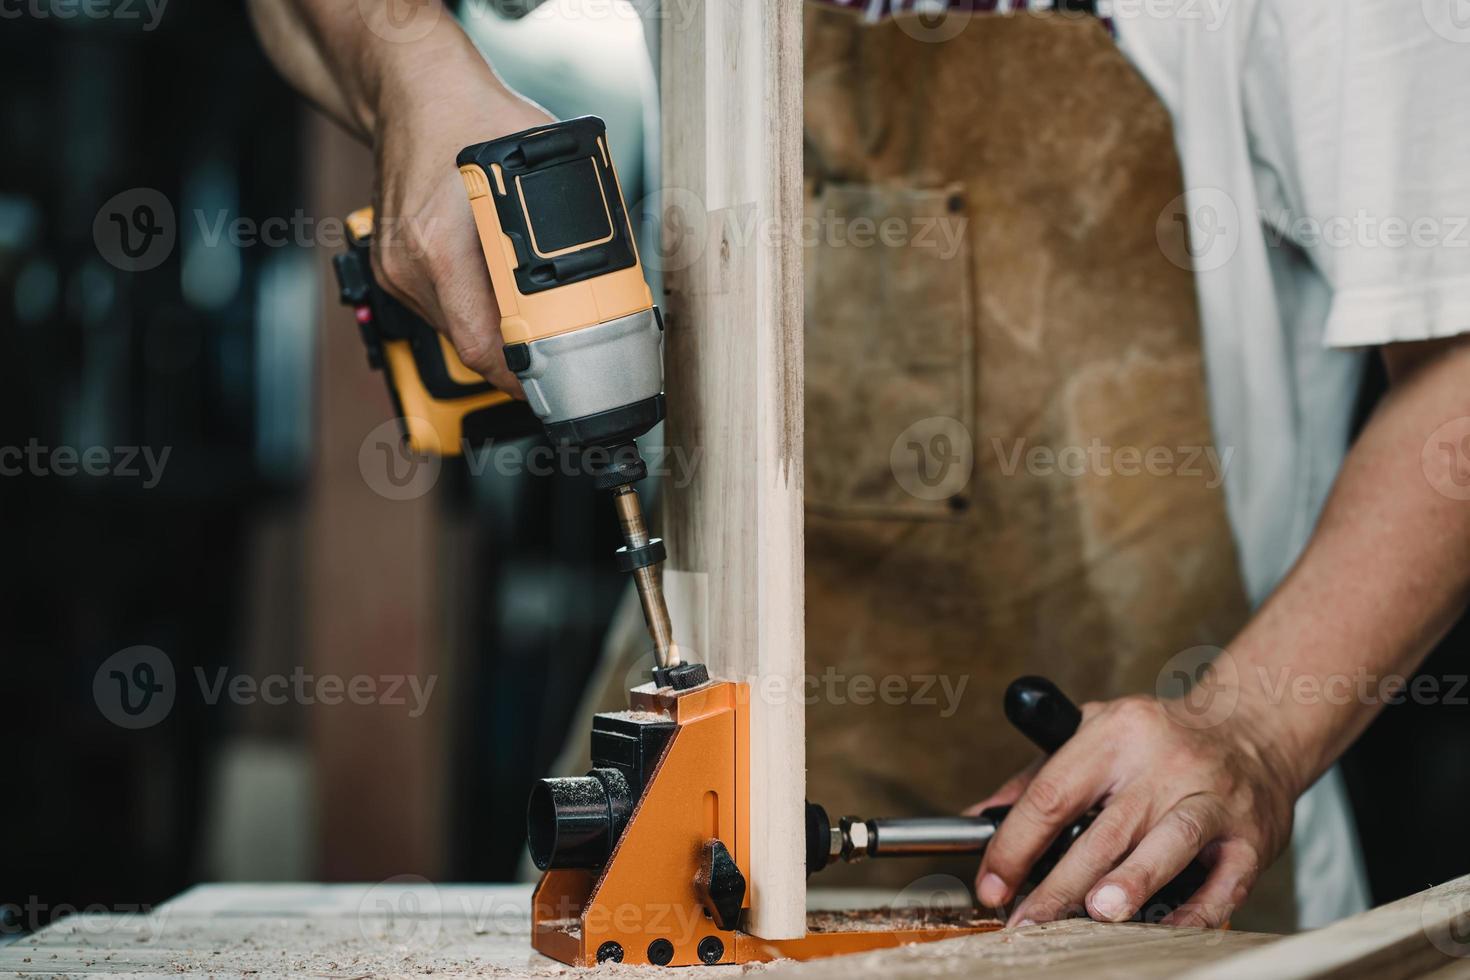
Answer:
[{"xmin": 456, "ymin": 116, "xmax": 665, "ymax": 464}]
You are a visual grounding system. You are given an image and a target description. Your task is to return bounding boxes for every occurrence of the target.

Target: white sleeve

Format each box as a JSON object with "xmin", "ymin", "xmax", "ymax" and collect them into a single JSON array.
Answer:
[{"xmin": 1261, "ymin": 0, "xmax": 1470, "ymax": 349}]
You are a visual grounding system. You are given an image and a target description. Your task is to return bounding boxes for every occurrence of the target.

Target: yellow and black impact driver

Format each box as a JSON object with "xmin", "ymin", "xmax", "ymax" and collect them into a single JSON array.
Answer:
[{"xmin": 334, "ymin": 116, "xmax": 683, "ymax": 677}]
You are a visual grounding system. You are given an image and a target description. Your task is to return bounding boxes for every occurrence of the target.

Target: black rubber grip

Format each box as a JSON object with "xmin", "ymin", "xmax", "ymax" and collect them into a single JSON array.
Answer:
[
  {"xmin": 615, "ymin": 538, "xmax": 666, "ymax": 572},
  {"xmin": 1004, "ymin": 676, "xmax": 1083, "ymax": 754}
]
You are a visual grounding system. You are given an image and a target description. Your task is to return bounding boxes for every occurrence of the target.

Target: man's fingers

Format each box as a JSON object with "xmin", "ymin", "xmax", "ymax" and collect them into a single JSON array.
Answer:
[
  {"xmin": 1161, "ymin": 839, "xmax": 1260, "ymax": 929},
  {"xmin": 1085, "ymin": 794, "xmax": 1226, "ymax": 923},
  {"xmin": 964, "ymin": 758, "xmax": 1042, "ymax": 817},
  {"xmin": 370, "ymin": 195, "xmax": 525, "ymax": 398},
  {"xmin": 1005, "ymin": 792, "xmax": 1150, "ymax": 927},
  {"xmin": 975, "ymin": 741, "xmax": 1110, "ymax": 909},
  {"xmin": 423, "ymin": 230, "xmax": 525, "ymax": 397}
]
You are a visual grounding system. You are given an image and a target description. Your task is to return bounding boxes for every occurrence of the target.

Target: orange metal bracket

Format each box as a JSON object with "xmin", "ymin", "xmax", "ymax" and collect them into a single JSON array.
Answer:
[{"xmin": 529, "ymin": 679, "xmax": 999, "ymax": 967}]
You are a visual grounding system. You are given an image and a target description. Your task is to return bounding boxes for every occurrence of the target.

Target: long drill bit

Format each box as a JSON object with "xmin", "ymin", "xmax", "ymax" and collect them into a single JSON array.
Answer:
[{"xmin": 611, "ymin": 484, "xmax": 679, "ymax": 669}]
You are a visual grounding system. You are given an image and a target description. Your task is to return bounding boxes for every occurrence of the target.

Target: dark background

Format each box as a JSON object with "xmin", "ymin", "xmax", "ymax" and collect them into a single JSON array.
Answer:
[
  {"xmin": 1, "ymin": 0, "xmax": 1467, "ymax": 939},
  {"xmin": 1, "ymin": 1, "xmax": 623, "ymax": 933}
]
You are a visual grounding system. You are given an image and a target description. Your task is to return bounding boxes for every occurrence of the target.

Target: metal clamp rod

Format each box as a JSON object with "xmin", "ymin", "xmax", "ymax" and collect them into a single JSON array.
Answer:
[
  {"xmin": 829, "ymin": 813, "xmax": 1002, "ymax": 865},
  {"xmin": 869, "ymin": 817, "xmax": 998, "ymax": 857}
]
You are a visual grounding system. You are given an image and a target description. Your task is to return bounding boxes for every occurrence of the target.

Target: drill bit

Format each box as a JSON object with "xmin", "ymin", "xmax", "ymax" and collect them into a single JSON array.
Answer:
[{"xmin": 611, "ymin": 484, "xmax": 679, "ymax": 669}]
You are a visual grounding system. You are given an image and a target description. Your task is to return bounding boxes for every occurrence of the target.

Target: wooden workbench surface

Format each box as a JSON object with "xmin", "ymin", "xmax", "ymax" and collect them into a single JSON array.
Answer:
[{"xmin": 0, "ymin": 883, "xmax": 1278, "ymax": 978}]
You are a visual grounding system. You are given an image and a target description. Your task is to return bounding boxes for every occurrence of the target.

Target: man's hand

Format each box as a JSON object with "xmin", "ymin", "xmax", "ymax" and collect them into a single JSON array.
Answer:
[
  {"xmin": 370, "ymin": 55, "xmax": 551, "ymax": 396},
  {"xmin": 249, "ymin": 0, "xmax": 552, "ymax": 395},
  {"xmin": 970, "ymin": 692, "xmax": 1299, "ymax": 929}
]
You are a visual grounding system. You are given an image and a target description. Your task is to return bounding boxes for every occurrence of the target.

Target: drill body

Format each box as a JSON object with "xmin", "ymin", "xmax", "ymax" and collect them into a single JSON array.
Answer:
[
  {"xmin": 455, "ymin": 116, "xmax": 677, "ymax": 667},
  {"xmin": 338, "ymin": 116, "xmax": 677, "ymax": 668},
  {"xmin": 455, "ymin": 116, "xmax": 665, "ymax": 459}
]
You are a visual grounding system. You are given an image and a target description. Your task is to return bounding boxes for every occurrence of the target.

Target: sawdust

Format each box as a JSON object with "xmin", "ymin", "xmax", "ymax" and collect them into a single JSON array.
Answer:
[
  {"xmin": 602, "ymin": 710, "xmax": 672, "ymax": 724},
  {"xmin": 4, "ymin": 914, "xmax": 776, "ymax": 978},
  {"xmin": 805, "ymin": 908, "xmax": 1000, "ymax": 934}
]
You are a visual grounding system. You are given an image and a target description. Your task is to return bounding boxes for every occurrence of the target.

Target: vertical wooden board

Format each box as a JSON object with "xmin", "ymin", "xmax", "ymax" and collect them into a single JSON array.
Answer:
[{"xmin": 660, "ymin": 0, "xmax": 806, "ymax": 939}]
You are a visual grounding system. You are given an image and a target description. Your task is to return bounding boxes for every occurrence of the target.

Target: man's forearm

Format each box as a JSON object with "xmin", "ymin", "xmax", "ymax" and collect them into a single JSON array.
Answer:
[
  {"xmin": 247, "ymin": 0, "xmax": 511, "ymax": 142},
  {"xmin": 1229, "ymin": 337, "xmax": 1470, "ymax": 795}
]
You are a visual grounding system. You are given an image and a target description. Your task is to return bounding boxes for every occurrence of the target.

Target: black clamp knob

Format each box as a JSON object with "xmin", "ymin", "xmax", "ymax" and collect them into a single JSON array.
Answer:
[{"xmin": 694, "ymin": 840, "xmax": 746, "ymax": 931}]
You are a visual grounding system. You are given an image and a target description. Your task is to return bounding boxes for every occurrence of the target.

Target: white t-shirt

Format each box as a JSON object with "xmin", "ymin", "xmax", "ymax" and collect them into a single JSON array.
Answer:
[{"xmin": 1111, "ymin": 0, "xmax": 1470, "ymax": 926}]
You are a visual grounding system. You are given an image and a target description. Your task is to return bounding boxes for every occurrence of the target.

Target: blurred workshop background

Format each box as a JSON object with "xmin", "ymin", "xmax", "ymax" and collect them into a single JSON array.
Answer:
[
  {"xmin": 2, "ymin": 0, "xmax": 1468, "ymax": 939},
  {"xmin": 0, "ymin": 0, "xmax": 658, "ymax": 932}
]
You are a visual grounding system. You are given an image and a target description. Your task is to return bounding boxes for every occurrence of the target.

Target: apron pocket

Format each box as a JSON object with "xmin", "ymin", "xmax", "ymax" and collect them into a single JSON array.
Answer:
[{"xmin": 805, "ymin": 180, "xmax": 975, "ymax": 520}]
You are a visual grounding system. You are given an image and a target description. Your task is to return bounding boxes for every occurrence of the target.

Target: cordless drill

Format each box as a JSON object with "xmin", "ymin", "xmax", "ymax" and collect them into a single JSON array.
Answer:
[{"xmin": 334, "ymin": 116, "xmax": 679, "ymax": 671}]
